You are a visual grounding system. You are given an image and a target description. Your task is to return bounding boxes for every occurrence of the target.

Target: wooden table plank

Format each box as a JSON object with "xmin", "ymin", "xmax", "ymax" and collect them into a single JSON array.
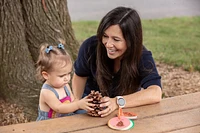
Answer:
[
  {"xmin": 166, "ymin": 125, "xmax": 200, "ymax": 133},
  {"xmin": 129, "ymin": 92, "xmax": 200, "ymax": 119},
  {"xmin": 0, "ymin": 114, "xmax": 106, "ymax": 133},
  {"xmin": 0, "ymin": 92, "xmax": 199, "ymax": 133},
  {"xmin": 71, "ymin": 108, "xmax": 200, "ymax": 133}
]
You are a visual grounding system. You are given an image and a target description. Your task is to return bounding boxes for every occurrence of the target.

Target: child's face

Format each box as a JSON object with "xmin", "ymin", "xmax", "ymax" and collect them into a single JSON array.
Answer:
[{"xmin": 46, "ymin": 62, "xmax": 72, "ymax": 89}]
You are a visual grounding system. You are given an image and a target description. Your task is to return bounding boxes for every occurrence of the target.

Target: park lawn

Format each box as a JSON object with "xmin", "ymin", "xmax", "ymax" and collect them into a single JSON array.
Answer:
[{"xmin": 72, "ymin": 16, "xmax": 200, "ymax": 72}]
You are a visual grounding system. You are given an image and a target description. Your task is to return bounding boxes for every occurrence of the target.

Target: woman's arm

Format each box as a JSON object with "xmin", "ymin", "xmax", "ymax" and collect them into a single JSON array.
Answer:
[
  {"xmin": 72, "ymin": 73, "xmax": 87, "ymax": 100},
  {"xmin": 123, "ymin": 85, "xmax": 162, "ymax": 108},
  {"xmin": 98, "ymin": 85, "xmax": 162, "ymax": 117}
]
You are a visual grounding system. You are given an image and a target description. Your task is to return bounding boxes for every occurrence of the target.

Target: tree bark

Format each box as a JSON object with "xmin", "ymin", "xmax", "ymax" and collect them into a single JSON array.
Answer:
[{"xmin": 0, "ymin": 0, "xmax": 78, "ymax": 121}]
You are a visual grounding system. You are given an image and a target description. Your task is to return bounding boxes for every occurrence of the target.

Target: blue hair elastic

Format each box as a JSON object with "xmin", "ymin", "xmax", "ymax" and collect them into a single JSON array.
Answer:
[
  {"xmin": 57, "ymin": 43, "xmax": 65, "ymax": 50},
  {"xmin": 45, "ymin": 46, "xmax": 53, "ymax": 53}
]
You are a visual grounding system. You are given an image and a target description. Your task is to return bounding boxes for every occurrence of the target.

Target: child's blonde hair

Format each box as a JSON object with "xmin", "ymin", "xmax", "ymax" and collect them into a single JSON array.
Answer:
[{"xmin": 36, "ymin": 42, "xmax": 72, "ymax": 82}]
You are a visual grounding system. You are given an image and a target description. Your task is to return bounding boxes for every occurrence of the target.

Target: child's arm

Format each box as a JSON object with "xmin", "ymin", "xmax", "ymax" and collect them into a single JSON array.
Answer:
[{"xmin": 42, "ymin": 89, "xmax": 94, "ymax": 113}]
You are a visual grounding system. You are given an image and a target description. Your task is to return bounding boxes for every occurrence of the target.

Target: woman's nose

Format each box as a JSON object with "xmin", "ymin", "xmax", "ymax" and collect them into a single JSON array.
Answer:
[{"xmin": 106, "ymin": 38, "xmax": 114, "ymax": 47}]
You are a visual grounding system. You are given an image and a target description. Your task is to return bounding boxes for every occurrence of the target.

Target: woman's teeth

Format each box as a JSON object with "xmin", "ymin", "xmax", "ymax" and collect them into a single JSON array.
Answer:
[{"xmin": 108, "ymin": 49, "xmax": 116, "ymax": 53}]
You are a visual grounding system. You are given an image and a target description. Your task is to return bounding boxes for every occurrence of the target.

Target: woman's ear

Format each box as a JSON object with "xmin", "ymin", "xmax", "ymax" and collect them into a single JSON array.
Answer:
[{"xmin": 42, "ymin": 71, "xmax": 49, "ymax": 80}]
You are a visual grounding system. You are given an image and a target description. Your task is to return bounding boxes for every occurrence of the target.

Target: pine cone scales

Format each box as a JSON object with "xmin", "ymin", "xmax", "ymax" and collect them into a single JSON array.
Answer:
[{"xmin": 87, "ymin": 90, "xmax": 104, "ymax": 117}]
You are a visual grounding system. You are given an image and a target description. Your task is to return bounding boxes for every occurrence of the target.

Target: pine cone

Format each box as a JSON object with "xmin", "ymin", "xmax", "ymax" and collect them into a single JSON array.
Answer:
[{"xmin": 87, "ymin": 90, "xmax": 104, "ymax": 117}]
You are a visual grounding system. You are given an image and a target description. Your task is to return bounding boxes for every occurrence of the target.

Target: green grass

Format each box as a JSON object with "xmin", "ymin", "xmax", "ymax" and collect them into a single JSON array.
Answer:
[
  {"xmin": 72, "ymin": 16, "xmax": 200, "ymax": 72},
  {"xmin": 72, "ymin": 21, "xmax": 99, "ymax": 43}
]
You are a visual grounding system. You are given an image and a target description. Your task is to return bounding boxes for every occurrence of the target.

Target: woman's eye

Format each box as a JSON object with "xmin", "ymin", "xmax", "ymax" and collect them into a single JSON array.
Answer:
[
  {"xmin": 114, "ymin": 38, "xmax": 120, "ymax": 41},
  {"xmin": 103, "ymin": 34, "xmax": 108, "ymax": 38}
]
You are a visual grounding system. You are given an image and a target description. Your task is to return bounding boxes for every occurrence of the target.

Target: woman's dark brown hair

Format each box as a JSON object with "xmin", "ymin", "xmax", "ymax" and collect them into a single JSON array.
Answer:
[{"xmin": 96, "ymin": 6, "xmax": 143, "ymax": 97}]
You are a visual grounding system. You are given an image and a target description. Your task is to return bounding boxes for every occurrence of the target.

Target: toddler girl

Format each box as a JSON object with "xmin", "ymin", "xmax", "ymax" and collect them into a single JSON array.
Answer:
[{"xmin": 36, "ymin": 43, "xmax": 94, "ymax": 121}]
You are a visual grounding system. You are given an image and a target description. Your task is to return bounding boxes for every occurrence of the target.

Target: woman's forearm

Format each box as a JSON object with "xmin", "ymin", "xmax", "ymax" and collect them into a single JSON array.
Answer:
[
  {"xmin": 72, "ymin": 73, "xmax": 87, "ymax": 99},
  {"xmin": 123, "ymin": 85, "xmax": 162, "ymax": 108},
  {"xmin": 99, "ymin": 85, "xmax": 162, "ymax": 116}
]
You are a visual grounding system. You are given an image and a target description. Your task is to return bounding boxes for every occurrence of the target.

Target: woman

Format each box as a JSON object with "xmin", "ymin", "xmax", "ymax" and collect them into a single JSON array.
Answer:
[{"xmin": 72, "ymin": 6, "xmax": 162, "ymax": 117}]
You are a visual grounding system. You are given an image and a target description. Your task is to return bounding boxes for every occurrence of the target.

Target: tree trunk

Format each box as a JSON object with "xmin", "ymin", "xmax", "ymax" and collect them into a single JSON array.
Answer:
[{"xmin": 0, "ymin": 0, "xmax": 78, "ymax": 121}]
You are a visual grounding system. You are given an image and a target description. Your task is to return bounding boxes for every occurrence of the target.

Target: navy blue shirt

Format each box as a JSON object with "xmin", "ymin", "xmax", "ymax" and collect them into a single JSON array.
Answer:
[{"xmin": 74, "ymin": 36, "xmax": 161, "ymax": 97}]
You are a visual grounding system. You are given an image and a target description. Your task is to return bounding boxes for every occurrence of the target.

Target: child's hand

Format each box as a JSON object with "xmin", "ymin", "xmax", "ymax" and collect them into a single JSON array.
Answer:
[{"xmin": 77, "ymin": 96, "xmax": 95, "ymax": 111}]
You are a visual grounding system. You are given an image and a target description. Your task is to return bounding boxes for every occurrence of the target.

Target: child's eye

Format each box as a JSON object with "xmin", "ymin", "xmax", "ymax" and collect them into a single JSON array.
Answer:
[
  {"xmin": 59, "ymin": 72, "xmax": 71, "ymax": 78},
  {"xmin": 67, "ymin": 72, "xmax": 72, "ymax": 75},
  {"xmin": 59, "ymin": 74, "xmax": 66, "ymax": 78}
]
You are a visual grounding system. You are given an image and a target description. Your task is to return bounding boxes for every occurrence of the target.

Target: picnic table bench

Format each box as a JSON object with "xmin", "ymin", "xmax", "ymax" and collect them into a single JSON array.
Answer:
[{"xmin": 0, "ymin": 92, "xmax": 199, "ymax": 133}]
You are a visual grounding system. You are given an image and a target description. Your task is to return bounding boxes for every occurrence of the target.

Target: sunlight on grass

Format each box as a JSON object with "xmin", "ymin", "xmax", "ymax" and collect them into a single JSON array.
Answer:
[
  {"xmin": 72, "ymin": 16, "xmax": 200, "ymax": 72},
  {"xmin": 142, "ymin": 17, "xmax": 200, "ymax": 71}
]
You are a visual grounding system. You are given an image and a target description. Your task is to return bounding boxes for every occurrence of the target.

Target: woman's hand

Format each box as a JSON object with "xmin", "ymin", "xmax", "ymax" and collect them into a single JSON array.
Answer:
[{"xmin": 98, "ymin": 96, "xmax": 118, "ymax": 117}]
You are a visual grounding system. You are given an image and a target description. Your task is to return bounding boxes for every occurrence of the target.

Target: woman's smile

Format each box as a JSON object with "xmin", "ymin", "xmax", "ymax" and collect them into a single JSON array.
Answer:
[{"xmin": 107, "ymin": 48, "xmax": 117, "ymax": 55}]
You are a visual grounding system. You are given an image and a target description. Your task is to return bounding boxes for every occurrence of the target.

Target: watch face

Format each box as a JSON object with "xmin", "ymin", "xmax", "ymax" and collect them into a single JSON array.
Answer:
[{"xmin": 118, "ymin": 98, "xmax": 125, "ymax": 106}]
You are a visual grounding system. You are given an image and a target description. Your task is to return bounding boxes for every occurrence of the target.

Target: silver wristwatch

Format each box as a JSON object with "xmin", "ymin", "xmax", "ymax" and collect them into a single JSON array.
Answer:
[{"xmin": 116, "ymin": 96, "xmax": 126, "ymax": 108}]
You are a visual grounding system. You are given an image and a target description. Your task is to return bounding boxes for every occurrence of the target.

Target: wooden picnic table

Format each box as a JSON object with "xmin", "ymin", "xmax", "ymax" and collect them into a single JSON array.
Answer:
[{"xmin": 0, "ymin": 92, "xmax": 200, "ymax": 133}]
